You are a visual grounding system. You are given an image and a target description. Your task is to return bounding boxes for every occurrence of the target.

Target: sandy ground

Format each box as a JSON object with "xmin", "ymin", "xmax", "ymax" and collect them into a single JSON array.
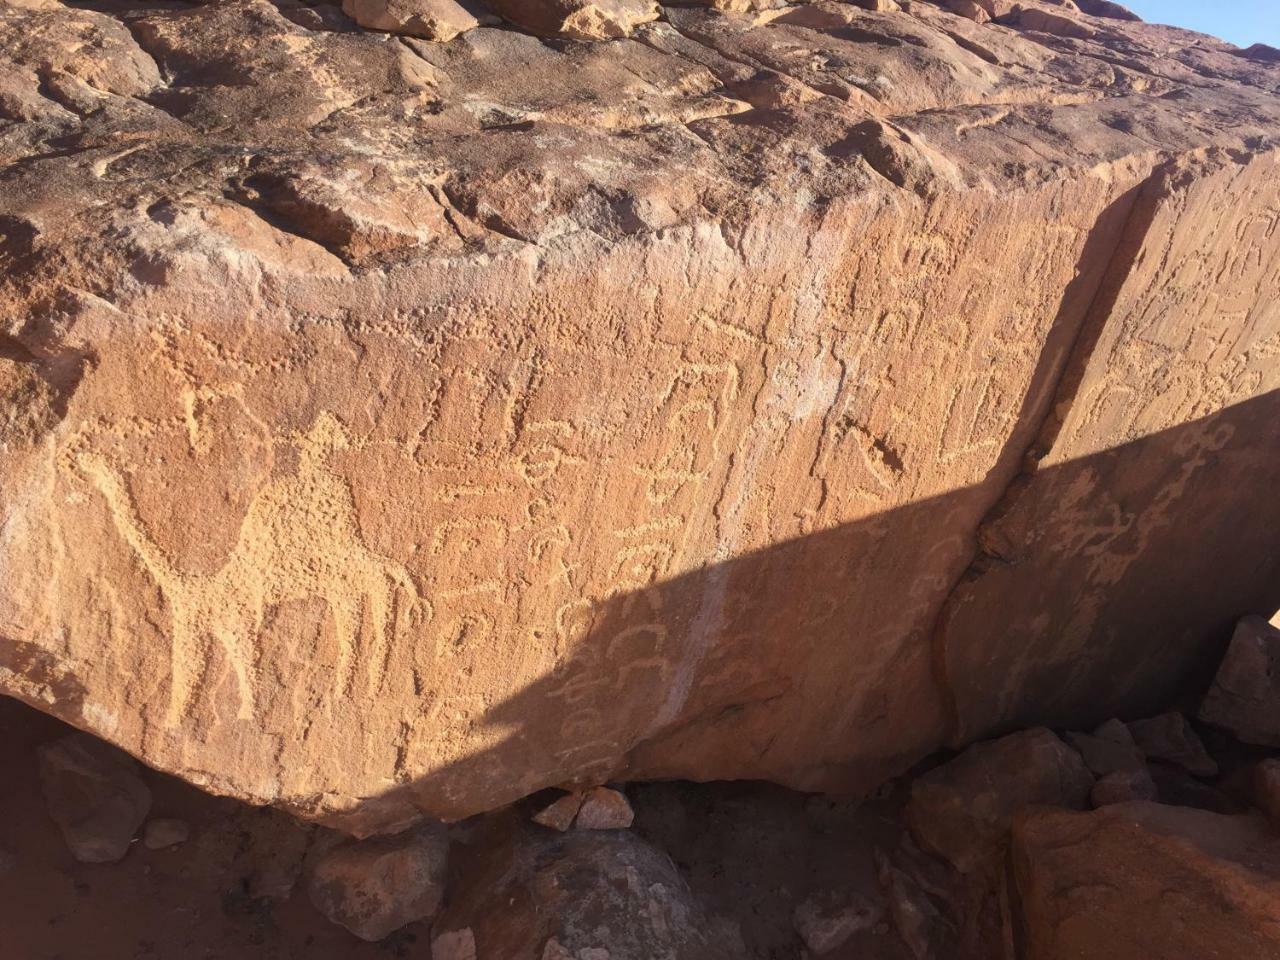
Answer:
[{"xmin": 0, "ymin": 696, "xmax": 432, "ymax": 960}]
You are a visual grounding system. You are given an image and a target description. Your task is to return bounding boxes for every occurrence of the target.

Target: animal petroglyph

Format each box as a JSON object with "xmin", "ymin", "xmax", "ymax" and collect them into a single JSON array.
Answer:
[{"xmin": 70, "ymin": 413, "xmax": 420, "ymax": 722}]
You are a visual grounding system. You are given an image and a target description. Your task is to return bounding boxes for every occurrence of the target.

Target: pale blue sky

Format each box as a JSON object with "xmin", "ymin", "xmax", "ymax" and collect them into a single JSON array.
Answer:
[{"xmin": 1121, "ymin": 0, "xmax": 1279, "ymax": 48}]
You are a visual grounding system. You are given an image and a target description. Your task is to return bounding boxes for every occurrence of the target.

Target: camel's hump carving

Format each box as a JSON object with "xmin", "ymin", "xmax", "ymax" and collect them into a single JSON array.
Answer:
[{"xmin": 68, "ymin": 412, "xmax": 422, "ymax": 722}]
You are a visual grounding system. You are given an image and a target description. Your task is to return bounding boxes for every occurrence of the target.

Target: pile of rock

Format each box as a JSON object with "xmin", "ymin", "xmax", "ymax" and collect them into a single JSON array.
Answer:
[{"xmin": 26, "ymin": 614, "xmax": 1280, "ymax": 957}]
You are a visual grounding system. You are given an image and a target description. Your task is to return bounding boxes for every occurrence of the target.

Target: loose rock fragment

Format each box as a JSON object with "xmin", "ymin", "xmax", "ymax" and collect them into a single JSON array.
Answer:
[
  {"xmin": 143, "ymin": 818, "xmax": 191, "ymax": 849},
  {"xmin": 307, "ymin": 822, "xmax": 449, "ymax": 941},
  {"xmin": 38, "ymin": 733, "xmax": 152, "ymax": 864},
  {"xmin": 1199, "ymin": 616, "xmax": 1280, "ymax": 747},
  {"xmin": 436, "ymin": 813, "xmax": 739, "ymax": 960},
  {"xmin": 945, "ymin": 0, "xmax": 989, "ymax": 23},
  {"xmin": 1067, "ymin": 723, "xmax": 1146, "ymax": 777},
  {"xmin": 484, "ymin": 0, "xmax": 659, "ymax": 39},
  {"xmin": 342, "ymin": 0, "xmax": 480, "ymax": 40},
  {"xmin": 531, "ymin": 790, "xmax": 585, "ymax": 831},
  {"xmin": 574, "ymin": 786, "xmax": 634, "ymax": 830},
  {"xmin": 793, "ymin": 890, "xmax": 882, "ymax": 954},
  {"xmin": 1090, "ymin": 768, "xmax": 1157, "ymax": 807},
  {"xmin": 1127, "ymin": 713, "xmax": 1218, "ymax": 777},
  {"xmin": 906, "ymin": 728, "xmax": 1093, "ymax": 873},
  {"xmin": 432, "ymin": 926, "xmax": 478, "ymax": 960}
]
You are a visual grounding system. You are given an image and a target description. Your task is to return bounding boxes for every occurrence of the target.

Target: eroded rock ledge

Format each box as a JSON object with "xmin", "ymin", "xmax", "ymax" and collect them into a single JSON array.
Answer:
[{"xmin": 1, "ymin": 0, "xmax": 1278, "ymax": 833}]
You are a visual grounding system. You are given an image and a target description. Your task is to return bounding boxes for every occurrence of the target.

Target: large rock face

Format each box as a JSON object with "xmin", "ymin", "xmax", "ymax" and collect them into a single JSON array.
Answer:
[{"xmin": 0, "ymin": 0, "xmax": 1278, "ymax": 831}]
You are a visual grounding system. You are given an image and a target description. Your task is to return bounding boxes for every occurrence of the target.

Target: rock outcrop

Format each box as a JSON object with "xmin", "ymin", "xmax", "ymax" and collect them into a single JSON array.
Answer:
[
  {"xmin": 1012, "ymin": 803, "xmax": 1280, "ymax": 959},
  {"xmin": 0, "ymin": 0, "xmax": 1278, "ymax": 832},
  {"xmin": 1200, "ymin": 616, "xmax": 1280, "ymax": 746}
]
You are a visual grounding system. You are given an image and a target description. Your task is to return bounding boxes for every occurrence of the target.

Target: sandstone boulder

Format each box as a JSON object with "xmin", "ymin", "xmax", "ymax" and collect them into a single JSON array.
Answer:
[
  {"xmin": 1127, "ymin": 712, "xmax": 1217, "ymax": 777},
  {"xmin": 484, "ymin": 0, "xmax": 658, "ymax": 38},
  {"xmin": 945, "ymin": 0, "xmax": 989, "ymax": 22},
  {"xmin": 574, "ymin": 785, "xmax": 635, "ymax": 830},
  {"xmin": 434, "ymin": 812, "xmax": 739, "ymax": 959},
  {"xmin": 1089, "ymin": 768, "xmax": 1156, "ymax": 806},
  {"xmin": 1, "ymin": 0, "xmax": 1279, "ymax": 833},
  {"xmin": 306, "ymin": 822, "xmax": 449, "ymax": 941},
  {"xmin": 1200, "ymin": 616, "xmax": 1280, "ymax": 747},
  {"xmin": 906, "ymin": 729, "xmax": 1093, "ymax": 873},
  {"xmin": 1012, "ymin": 802, "xmax": 1280, "ymax": 959},
  {"xmin": 1011, "ymin": 6, "xmax": 1097, "ymax": 40},
  {"xmin": 1066, "ymin": 721, "xmax": 1145, "ymax": 777},
  {"xmin": 1255, "ymin": 759, "xmax": 1280, "ymax": 822},
  {"xmin": 342, "ymin": 0, "xmax": 481, "ymax": 40},
  {"xmin": 37, "ymin": 733, "xmax": 151, "ymax": 863}
]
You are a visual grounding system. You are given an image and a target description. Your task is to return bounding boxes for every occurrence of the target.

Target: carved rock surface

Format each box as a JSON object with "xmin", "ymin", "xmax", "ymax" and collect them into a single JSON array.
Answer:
[
  {"xmin": 1012, "ymin": 803, "xmax": 1280, "ymax": 959},
  {"xmin": 0, "ymin": 0, "xmax": 1279, "ymax": 832}
]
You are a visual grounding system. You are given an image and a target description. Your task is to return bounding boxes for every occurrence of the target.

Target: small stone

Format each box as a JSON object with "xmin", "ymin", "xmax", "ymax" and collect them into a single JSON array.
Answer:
[
  {"xmin": 432, "ymin": 926, "xmax": 478, "ymax": 960},
  {"xmin": 532, "ymin": 791, "xmax": 585, "ymax": 832},
  {"xmin": 574, "ymin": 786, "xmax": 634, "ymax": 831},
  {"xmin": 1128, "ymin": 712, "xmax": 1218, "ymax": 777},
  {"xmin": 1200, "ymin": 616, "xmax": 1280, "ymax": 747},
  {"xmin": 307, "ymin": 821, "xmax": 448, "ymax": 941},
  {"xmin": 38, "ymin": 733, "xmax": 152, "ymax": 864},
  {"xmin": 1093, "ymin": 718, "xmax": 1136, "ymax": 745},
  {"xmin": 1090, "ymin": 768, "xmax": 1157, "ymax": 806},
  {"xmin": 1254, "ymin": 760, "xmax": 1280, "ymax": 821},
  {"xmin": 1015, "ymin": 7, "xmax": 1097, "ymax": 40},
  {"xmin": 793, "ymin": 890, "xmax": 882, "ymax": 954},
  {"xmin": 341, "ymin": 0, "xmax": 479, "ymax": 41},
  {"xmin": 143, "ymin": 818, "xmax": 190, "ymax": 850},
  {"xmin": 541, "ymin": 938, "xmax": 573, "ymax": 960}
]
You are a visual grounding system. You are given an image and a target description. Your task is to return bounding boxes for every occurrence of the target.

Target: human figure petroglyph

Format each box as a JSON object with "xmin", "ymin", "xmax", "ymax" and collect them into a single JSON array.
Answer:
[{"xmin": 69, "ymin": 412, "xmax": 421, "ymax": 722}]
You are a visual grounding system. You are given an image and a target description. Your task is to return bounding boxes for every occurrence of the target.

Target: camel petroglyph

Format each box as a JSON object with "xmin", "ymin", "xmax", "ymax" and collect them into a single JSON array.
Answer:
[{"xmin": 69, "ymin": 412, "xmax": 421, "ymax": 722}]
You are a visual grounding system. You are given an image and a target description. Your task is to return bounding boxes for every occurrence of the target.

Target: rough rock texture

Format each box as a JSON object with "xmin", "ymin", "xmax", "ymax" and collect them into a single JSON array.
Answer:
[
  {"xmin": 1089, "ymin": 767, "xmax": 1155, "ymax": 806},
  {"xmin": 905, "ymin": 728, "xmax": 1093, "ymax": 873},
  {"xmin": 574, "ymin": 785, "xmax": 635, "ymax": 829},
  {"xmin": 434, "ymin": 811, "xmax": 741, "ymax": 959},
  {"xmin": 306, "ymin": 821, "xmax": 449, "ymax": 940},
  {"xmin": 1, "ymin": 0, "xmax": 1279, "ymax": 832},
  {"xmin": 1012, "ymin": 802, "xmax": 1280, "ymax": 959},
  {"xmin": 342, "ymin": 0, "xmax": 483, "ymax": 41},
  {"xmin": 37, "ymin": 732, "xmax": 151, "ymax": 863},
  {"xmin": 1127, "ymin": 712, "xmax": 1217, "ymax": 776},
  {"xmin": 1200, "ymin": 615, "xmax": 1280, "ymax": 747}
]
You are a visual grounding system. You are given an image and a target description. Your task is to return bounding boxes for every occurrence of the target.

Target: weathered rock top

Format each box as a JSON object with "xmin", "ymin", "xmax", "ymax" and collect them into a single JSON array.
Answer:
[
  {"xmin": 2, "ymin": 0, "xmax": 1278, "ymax": 835},
  {"xmin": 2, "ymin": 0, "xmax": 1279, "ymax": 268}
]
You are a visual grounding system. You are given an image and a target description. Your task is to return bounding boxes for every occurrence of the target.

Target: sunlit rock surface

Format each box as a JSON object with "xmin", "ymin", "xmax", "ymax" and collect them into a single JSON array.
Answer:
[{"xmin": 0, "ymin": 0, "xmax": 1278, "ymax": 832}]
